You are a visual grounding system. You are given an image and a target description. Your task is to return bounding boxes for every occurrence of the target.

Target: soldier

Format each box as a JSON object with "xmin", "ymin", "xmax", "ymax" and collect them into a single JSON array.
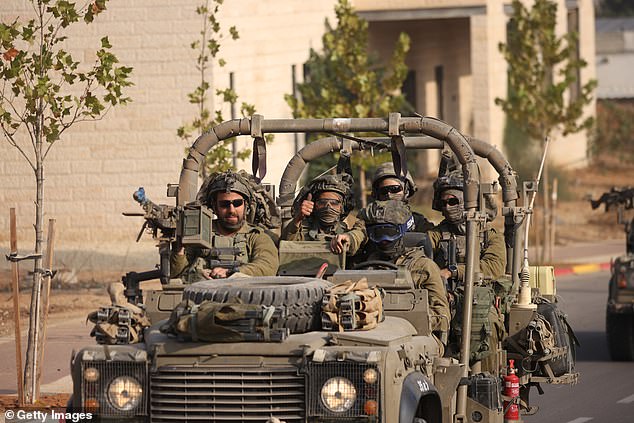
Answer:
[
  {"xmin": 428, "ymin": 170, "xmax": 506, "ymax": 283},
  {"xmin": 359, "ymin": 200, "xmax": 450, "ymax": 333},
  {"xmin": 370, "ymin": 162, "xmax": 434, "ymax": 232},
  {"xmin": 171, "ymin": 170, "xmax": 279, "ymax": 280},
  {"xmin": 281, "ymin": 173, "xmax": 365, "ymax": 255}
]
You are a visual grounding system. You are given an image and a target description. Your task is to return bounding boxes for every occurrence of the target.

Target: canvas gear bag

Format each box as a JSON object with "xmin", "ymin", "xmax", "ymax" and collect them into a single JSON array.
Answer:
[
  {"xmin": 88, "ymin": 305, "xmax": 151, "ymax": 345},
  {"xmin": 322, "ymin": 278, "xmax": 384, "ymax": 331},
  {"xmin": 160, "ymin": 298, "xmax": 289, "ymax": 342}
]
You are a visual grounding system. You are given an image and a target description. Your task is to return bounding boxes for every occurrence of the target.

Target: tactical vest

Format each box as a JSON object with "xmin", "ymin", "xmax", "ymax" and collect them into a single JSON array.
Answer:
[
  {"xmin": 437, "ymin": 228, "xmax": 490, "ymax": 269},
  {"xmin": 186, "ymin": 229, "xmax": 252, "ymax": 282}
]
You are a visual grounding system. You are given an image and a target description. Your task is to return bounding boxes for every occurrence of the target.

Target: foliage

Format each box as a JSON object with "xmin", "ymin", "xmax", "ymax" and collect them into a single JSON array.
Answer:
[
  {"xmin": 496, "ymin": 0, "xmax": 596, "ymax": 142},
  {"xmin": 591, "ymin": 99, "xmax": 634, "ymax": 161},
  {"xmin": 177, "ymin": 0, "xmax": 256, "ymax": 176},
  {"xmin": 0, "ymin": 0, "xmax": 132, "ymax": 164},
  {"xmin": 285, "ymin": 0, "xmax": 412, "ymax": 177},
  {"xmin": 596, "ymin": 0, "xmax": 634, "ymax": 16},
  {"xmin": 0, "ymin": 0, "xmax": 132, "ymax": 403}
]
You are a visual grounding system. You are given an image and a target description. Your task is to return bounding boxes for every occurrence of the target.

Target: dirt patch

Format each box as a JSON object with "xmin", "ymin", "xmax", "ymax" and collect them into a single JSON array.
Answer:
[
  {"xmin": 0, "ymin": 393, "xmax": 69, "ymax": 410},
  {"xmin": 0, "ymin": 288, "xmax": 109, "ymax": 338}
]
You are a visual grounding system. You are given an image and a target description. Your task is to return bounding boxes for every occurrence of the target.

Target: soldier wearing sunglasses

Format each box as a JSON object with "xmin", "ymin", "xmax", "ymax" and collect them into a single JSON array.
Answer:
[
  {"xmin": 359, "ymin": 200, "xmax": 450, "ymax": 334},
  {"xmin": 370, "ymin": 162, "xmax": 434, "ymax": 232},
  {"xmin": 171, "ymin": 170, "xmax": 279, "ymax": 280},
  {"xmin": 428, "ymin": 171, "xmax": 506, "ymax": 283},
  {"xmin": 281, "ymin": 173, "xmax": 365, "ymax": 255}
]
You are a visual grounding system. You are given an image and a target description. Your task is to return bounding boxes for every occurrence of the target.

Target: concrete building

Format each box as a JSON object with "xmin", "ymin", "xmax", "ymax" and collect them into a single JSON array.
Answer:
[
  {"xmin": 0, "ymin": 0, "xmax": 596, "ymax": 273},
  {"xmin": 596, "ymin": 17, "xmax": 634, "ymax": 99}
]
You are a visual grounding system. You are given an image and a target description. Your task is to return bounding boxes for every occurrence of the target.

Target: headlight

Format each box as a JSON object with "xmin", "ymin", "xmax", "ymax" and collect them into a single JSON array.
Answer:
[
  {"xmin": 107, "ymin": 376, "xmax": 143, "ymax": 411},
  {"xmin": 84, "ymin": 367, "xmax": 99, "ymax": 382},
  {"xmin": 320, "ymin": 377, "xmax": 357, "ymax": 412}
]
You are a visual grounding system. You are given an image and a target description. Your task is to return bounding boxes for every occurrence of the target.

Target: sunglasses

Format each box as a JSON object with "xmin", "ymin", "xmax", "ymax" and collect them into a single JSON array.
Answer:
[
  {"xmin": 217, "ymin": 199, "xmax": 244, "ymax": 209},
  {"xmin": 315, "ymin": 198, "xmax": 342, "ymax": 207},
  {"xmin": 377, "ymin": 184, "xmax": 403, "ymax": 197},
  {"xmin": 440, "ymin": 197, "xmax": 460, "ymax": 207}
]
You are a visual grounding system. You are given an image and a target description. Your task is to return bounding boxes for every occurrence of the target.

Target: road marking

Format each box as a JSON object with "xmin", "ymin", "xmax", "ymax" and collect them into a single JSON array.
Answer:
[
  {"xmin": 566, "ymin": 418, "xmax": 593, "ymax": 423},
  {"xmin": 617, "ymin": 394, "xmax": 634, "ymax": 404}
]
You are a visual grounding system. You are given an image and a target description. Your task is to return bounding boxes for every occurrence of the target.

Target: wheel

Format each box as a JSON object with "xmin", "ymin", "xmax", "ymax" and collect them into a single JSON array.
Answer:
[
  {"xmin": 352, "ymin": 260, "xmax": 398, "ymax": 270},
  {"xmin": 182, "ymin": 276, "xmax": 331, "ymax": 334},
  {"xmin": 606, "ymin": 309, "xmax": 634, "ymax": 361}
]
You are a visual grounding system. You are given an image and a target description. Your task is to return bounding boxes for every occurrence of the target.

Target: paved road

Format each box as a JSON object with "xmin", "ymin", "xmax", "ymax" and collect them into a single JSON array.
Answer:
[
  {"xmin": 525, "ymin": 270, "xmax": 634, "ymax": 423},
  {"xmin": 0, "ymin": 316, "xmax": 93, "ymax": 395}
]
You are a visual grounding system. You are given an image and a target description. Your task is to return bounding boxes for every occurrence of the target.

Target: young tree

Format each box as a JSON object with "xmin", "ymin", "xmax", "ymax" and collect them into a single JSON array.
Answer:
[
  {"xmin": 495, "ymin": 0, "xmax": 596, "ymax": 262},
  {"xmin": 285, "ymin": 0, "xmax": 411, "ymax": 205},
  {"xmin": 177, "ymin": 0, "xmax": 256, "ymax": 177},
  {"xmin": 0, "ymin": 0, "xmax": 132, "ymax": 403}
]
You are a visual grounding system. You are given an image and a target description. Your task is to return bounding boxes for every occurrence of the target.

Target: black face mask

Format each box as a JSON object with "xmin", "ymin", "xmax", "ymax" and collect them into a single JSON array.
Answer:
[{"xmin": 376, "ymin": 237, "xmax": 405, "ymax": 261}]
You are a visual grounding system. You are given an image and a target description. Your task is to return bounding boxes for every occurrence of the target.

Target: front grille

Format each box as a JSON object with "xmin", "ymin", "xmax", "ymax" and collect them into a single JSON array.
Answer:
[
  {"xmin": 307, "ymin": 361, "xmax": 380, "ymax": 419},
  {"xmin": 81, "ymin": 360, "xmax": 147, "ymax": 417},
  {"xmin": 150, "ymin": 366, "xmax": 305, "ymax": 422}
]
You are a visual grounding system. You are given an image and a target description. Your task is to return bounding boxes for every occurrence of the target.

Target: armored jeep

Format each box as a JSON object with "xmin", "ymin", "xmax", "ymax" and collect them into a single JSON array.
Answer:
[
  {"xmin": 68, "ymin": 115, "xmax": 578, "ymax": 422},
  {"xmin": 590, "ymin": 187, "xmax": 634, "ymax": 361}
]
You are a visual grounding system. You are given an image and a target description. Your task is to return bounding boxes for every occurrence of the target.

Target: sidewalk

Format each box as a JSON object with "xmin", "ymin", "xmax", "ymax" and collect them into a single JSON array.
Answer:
[{"xmin": 531, "ymin": 239, "xmax": 623, "ymax": 276}]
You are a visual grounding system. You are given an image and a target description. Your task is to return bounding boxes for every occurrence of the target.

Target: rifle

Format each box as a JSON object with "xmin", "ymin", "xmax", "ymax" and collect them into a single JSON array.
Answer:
[{"xmin": 440, "ymin": 235, "xmax": 459, "ymax": 294}]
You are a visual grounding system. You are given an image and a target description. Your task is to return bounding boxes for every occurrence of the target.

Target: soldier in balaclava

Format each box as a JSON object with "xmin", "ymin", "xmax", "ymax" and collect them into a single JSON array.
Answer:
[
  {"xmin": 427, "ymin": 170, "xmax": 506, "ymax": 283},
  {"xmin": 281, "ymin": 173, "xmax": 365, "ymax": 255},
  {"xmin": 171, "ymin": 170, "xmax": 279, "ymax": 280},
  {"xmin": 370, "ymin": 162, "xmax": 434, "ymax": 232},
  {"xmin": 359, "ymin": 200, "xmax": 450, "ymax": 334}
]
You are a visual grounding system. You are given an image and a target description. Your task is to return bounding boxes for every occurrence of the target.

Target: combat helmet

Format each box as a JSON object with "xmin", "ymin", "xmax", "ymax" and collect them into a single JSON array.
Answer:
[
  {"xmin": 432, "ymin": 170, "xmax": 464, "ymax": 211},
  {"xmin": 198, "ymin": 170, "xmax": 254, "ymax": 206},
  {"xmin": 293, "ymin": 173, "xmax": 356, "ymax": 218},
  {"xmin": 360, "ymin": 200, "xmax": 415, "ymax": 243},
  {"xmin": 371, "ymin": 162, "xmax": 417, "ymax": 199}
]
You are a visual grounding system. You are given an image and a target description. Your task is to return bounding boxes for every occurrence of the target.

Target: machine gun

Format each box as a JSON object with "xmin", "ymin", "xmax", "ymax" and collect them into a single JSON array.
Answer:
[
  {"xmin": 123, "ymin": 187, "xmax": 179, "ymax": 285},
  {"xmin": 590, "ymin": 187, "xmax": 634, "ymax": 255},
  {"xmin": 589, "ymin": 186, "xmax": 634, "ymax": 212}
]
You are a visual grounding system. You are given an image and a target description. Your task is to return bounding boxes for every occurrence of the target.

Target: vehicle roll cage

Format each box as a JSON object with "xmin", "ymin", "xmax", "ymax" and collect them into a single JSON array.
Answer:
[{"xmin": 176, "ymin": 114, "xmax": 525, "ymax": 417}]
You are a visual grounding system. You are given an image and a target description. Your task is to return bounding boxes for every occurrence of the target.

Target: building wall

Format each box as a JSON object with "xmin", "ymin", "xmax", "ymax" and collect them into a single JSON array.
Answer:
[
  {"xmin": 0, "ymin": 0, "xmax": 597, "ymax": 272},
  {"xmin": 0, "ymin": 0, "xmax": 336, "ymax": 271}
]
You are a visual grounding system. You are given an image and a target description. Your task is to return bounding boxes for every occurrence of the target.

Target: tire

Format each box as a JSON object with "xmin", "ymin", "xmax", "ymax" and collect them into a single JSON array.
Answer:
[
  {"xmin": 606, "ymin": 309, "xmax": 634, "ymax": 361},
  {"xmin": 183, "ymin": 276, "xmax": 331, "ymax": 334}
]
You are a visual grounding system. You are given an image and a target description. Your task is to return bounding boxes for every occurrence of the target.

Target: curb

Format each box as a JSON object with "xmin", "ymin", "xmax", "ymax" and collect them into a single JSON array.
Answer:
[{"xmin": 554, "ymin": 262, "xmax": 611, "ymax": 277}]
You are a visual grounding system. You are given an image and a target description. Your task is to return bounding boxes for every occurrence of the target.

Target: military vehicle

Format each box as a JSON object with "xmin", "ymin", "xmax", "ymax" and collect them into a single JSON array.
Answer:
[
  {"xmin": 590, "ymin": 187, "xmax": 634, "ymax": 361},
  {"xmin": 67, "ymin": 115, "xmax": 578, "ymax": 422}
]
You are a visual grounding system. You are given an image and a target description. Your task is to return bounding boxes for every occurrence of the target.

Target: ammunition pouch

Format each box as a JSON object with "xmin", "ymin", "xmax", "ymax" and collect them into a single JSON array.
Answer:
[
  {"xmin": 321, "ymin": 278, "xmax": 384, "ymax": 331},
  {"xmin": 451, "ymin": 285, "xmax": 505, "ymax": 363},
  {"xmin": 160, "ymin": 298, "xmax": 289, "ymax": 342},
  {"xmin": 87, "ymin": 305, "xmax": 151, "ymax": 345}
]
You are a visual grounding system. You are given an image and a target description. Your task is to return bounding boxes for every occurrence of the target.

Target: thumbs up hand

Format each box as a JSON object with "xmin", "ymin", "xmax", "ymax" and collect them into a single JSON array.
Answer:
[{"xmin": 294, "ymin": 193, "xmax": 314, "ymax": 226}]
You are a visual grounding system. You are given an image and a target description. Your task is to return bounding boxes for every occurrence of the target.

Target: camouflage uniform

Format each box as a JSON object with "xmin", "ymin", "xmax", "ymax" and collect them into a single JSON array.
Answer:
[
  {"xmin": 428, "ymin": 222, "xmax": 506, "ymax": 281},
  {"xmin": 281, "ymin": 173, "xmax": 365, "ymax": 255},
  {"xmin": 171, "ymin": 170, "xmax": 279, "ymax": 281},
  {"xmin": 359, "ymin": 200, "xmax": 450, "ymax": 333},
  {"xmin": 171, "ymin": 221, "xmax": 279, "ymax": 280}
]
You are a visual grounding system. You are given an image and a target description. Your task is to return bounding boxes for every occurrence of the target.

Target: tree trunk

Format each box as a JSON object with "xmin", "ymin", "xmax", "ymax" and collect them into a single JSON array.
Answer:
[
  {"xmin": 359, "ymin": 170, "xmax": 367, "ymax": 208},
  {"xmin": 24, "ymin": 89, "xmax": 45, "ymax": 403}
]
